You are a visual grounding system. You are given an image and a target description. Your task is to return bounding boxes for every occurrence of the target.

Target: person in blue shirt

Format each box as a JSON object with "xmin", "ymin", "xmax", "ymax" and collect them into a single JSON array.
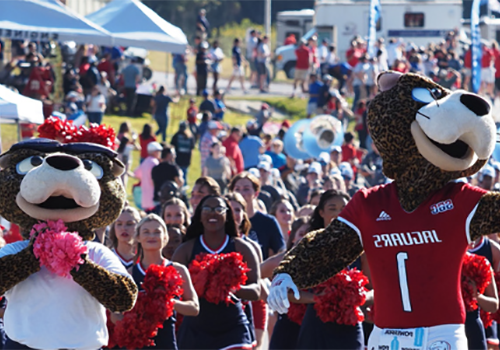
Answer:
[
  {"xmin": 122, "ymin": 59, "xmax": 141, "ymax": 116},
  {"xmin": 199, "ymin": 90, "xmax": 216, "ymax": 114},
  {"xmin": 317, "ymin": 75, "xmax": 333, "ymax": 113},
  {"xmin": 240, "ymin": 124, "xmax": 264, "ymax": 170},
  {"xmin": 307, "ymin": 73, "xmax": 324, "ymax": 118},
  {"xmin": 265, "ymin": 139, "xmax": 287, "ymax": 170},
  {"xmin": 151, "ymin": 86, "xmax": 180, "ymax": 141},
  {"xmin": 213, "ymin": 90, "xmax": 226, "ymax": 121}
]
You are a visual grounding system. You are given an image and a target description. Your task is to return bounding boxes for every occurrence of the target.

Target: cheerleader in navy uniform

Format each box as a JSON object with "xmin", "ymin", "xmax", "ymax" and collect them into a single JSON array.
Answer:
[
  {"xmin": 132, "ymin": 214, "xmax": 199, "ymax": 350},
  {"xmin": 109, "ymin": 206, "xmax": 141, "ymax": 269},
  {"xmin": 465, "ymin": 237, "xmax": 500, "ymax": 350},
  {"xmin": 294, "ymin": 190, "xmax": 367, "ymax": 350},
  {"xmin": 173, "ymin": 195, "xmax": 261, "ymax": 350},
  {"xmin": 262, "ymin": 216, "xmax": 316, "ymax": 350}
]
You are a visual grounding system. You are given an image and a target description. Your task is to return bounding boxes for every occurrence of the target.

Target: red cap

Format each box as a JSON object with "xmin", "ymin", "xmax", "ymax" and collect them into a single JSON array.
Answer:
[
  {"xmin": 262, "ymin": 103, "xmax": 270, "ymax": 110},
  {"xmin": 281, "ymin": 120, "xmax": 291, "ymax": 128}
]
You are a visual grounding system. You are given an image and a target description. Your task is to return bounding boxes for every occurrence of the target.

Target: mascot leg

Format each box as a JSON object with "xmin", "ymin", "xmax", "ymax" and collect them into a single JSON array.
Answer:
[{"xmin": 368, "ymin": 325, "xmax": 468, "ymax": 350}]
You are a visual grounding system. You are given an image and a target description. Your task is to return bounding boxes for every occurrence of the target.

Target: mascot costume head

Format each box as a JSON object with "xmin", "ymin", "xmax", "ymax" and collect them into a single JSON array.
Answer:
[
  {"xmin": 0, "ymin": 121, "xmax": 137, "ymax": 350},
  {"xmin": 271, "ymin": 71, "xmax": 500, "ymax": 348}
]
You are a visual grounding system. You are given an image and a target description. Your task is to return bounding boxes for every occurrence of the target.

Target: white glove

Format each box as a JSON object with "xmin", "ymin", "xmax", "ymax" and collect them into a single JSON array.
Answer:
[{"xmin": 267, "ymin": 273, "xmax": 300, "ymax": 314}]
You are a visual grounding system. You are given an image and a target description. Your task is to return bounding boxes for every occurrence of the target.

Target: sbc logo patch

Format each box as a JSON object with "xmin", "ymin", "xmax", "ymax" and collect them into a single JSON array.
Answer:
[{"xmin": 430, "ymin": 199, "xmax": 454, "ymax": 215}]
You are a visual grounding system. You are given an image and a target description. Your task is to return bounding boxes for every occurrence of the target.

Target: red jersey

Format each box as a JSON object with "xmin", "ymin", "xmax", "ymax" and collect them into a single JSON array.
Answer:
[
  {"xmin": 338, "ymin": 182, "xmax": 487, "ymax": 329},
  {"xmin": 464, "ymin": 50, "xmax": 472, "ymax": 69},
  {"xmin": 482, "ymin": 47, "xmax": 494, "ymax": 68},
  {"xmin": 187, "ymin": 106, "xmax": 198, "ymax": 124},
  {"xmin": 295, "ymin": 46, "xmax": 311, "ymax": 70},
  {"xmin": 139, "ymin": 135, "xmax": 156, "ymax": 159}
]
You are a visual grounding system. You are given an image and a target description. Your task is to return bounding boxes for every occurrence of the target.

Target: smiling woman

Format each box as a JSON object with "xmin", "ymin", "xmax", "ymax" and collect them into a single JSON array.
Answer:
[{"xmin": 172, "ymin": 195, "xmax": 261, "ymax": 350}]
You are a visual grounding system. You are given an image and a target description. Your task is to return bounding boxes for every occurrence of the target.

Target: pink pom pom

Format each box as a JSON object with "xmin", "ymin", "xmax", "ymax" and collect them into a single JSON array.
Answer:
[{"xmin": 31, "ymin": 220, "xmax": 88, "ymax": 278}]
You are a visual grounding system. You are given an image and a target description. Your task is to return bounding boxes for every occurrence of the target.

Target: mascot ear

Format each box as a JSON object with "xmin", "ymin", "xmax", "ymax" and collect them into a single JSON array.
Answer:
[
  {"xmin": 0, "ymin": 153, "xmax": 11, "ymax": 170},
  {"xmin": 377, "ymin": 71, "xmax": 403, "ymax": 92},
  {"xmin": 112, "ymin": 158, "xmax": 125, "ymax": 177}
]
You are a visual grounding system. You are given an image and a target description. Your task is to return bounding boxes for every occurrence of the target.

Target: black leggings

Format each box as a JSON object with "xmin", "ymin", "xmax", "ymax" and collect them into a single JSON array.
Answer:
[{"xmin": 4, "ymin": 337, "xmax": 103, "ymax": 350}]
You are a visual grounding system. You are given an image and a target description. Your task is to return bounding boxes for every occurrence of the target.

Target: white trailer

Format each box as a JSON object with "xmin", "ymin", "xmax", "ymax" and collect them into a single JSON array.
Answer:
[
  {"xmin": 276, "ymin": 9, "xmax": 315, "ymax": 47},
  {"xmin": 315, "ymin": 0, "xmax": 463, "ymax": 59}
]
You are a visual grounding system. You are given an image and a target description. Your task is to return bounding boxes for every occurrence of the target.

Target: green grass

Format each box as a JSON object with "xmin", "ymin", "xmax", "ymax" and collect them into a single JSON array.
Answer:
[{"xmin": 1, "ymin": 98, "xmax": 251, "ymax": 204}]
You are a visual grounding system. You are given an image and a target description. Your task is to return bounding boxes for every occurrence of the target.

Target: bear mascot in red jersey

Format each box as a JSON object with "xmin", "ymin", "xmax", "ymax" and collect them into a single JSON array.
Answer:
[{"xmin": 269, "ymin": 71, "xmax": 500, "ymax": 349}]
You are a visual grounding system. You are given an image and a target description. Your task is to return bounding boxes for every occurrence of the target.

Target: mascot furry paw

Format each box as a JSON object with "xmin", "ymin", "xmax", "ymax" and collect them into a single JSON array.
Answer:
[
  {"xmin": 269, "ymin": 71, "xmax": 500, "ymax": 349},
  {"xmin": 0, "ymin": 137, "xmax": 138, "ymax": 350}
]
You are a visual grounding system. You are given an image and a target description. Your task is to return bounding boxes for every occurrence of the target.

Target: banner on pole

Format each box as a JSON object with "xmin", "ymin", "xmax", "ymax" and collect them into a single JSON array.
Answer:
[{"xmin": 367, "ymin": 0, "xmax": 381, "ymax": 57}]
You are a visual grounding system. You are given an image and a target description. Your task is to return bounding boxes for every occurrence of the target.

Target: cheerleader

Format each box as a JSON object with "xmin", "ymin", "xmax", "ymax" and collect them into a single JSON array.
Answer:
[
  {"xmin": 465, "ymin": 237, "xmax": 500, "ymax": 350},
  {"xmin": 226, "ymin": 192, "xmax": 267, "ymax": 350},
  {"xmin": 162, "ymin": 198, "xmax": 191, "ymax": 227},
  {"xmin": 296, "ymin": 190, "xmax": 366, "ymax": 350},
  {"xmin": 132, "ymin": 214, "xmax": 199, "ymax": 350},
  {"xmin": 262, "ymin": 217, "xmax": 316, "ymax": 350},
  {"xmin": 173, "ymin": 195, "xmax": 261, "ymax": 350},
  {"xmin": 109, "ymin": 206, "xmax": 141, "ymax": 269}
]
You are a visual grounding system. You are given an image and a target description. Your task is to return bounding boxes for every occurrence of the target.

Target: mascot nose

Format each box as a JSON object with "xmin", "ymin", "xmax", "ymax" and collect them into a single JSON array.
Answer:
[
  {"xmin": 460, "ymin": 94, "xmax": 491, "ymax": 116},
  {"xmin": 46, "ymin": 155, "xmax": 82, "ymax": 171}
]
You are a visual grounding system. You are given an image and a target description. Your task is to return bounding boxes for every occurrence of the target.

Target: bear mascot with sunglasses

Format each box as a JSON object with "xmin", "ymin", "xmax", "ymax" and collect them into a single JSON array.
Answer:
[
  {"xmin": 269, "ymin": 71, "xmax": 500, "ymax": 349},
  {"xmin": 0, "ymin": 123, "xmax": 138, "ymax": 350}
]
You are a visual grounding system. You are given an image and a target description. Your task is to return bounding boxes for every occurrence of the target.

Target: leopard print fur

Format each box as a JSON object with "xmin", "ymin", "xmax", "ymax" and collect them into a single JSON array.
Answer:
[
  {"xmin": 274, "ymin": 221, "xmax": 363, "ymax": 288},
  {"xmin": 0, "ymin": 150, "xmax": 126, "ymax": 240},
  {"xmin": 71, "ymin": 257, "xmax": 138, "ymax": 312}
]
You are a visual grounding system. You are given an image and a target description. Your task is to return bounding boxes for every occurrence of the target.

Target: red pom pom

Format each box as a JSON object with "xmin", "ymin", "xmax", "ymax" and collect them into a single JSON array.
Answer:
[
  {"xmin": 313, "ymin": 269, "xmax": 369, "ymax": 326},
  {"xmin": 481, "ymin": 309, "xmax": 494, "ymax": 328},
  {"xmin": 461, "ymin": 253, "xmax": 492, "ymax": 312},
  {"xmin": 288, "ymin": 303, "xmax": 307, "ymax": 325},
  {"xmin": 37, "ymin": 117, "xmax": 116, "ymax": 148},
  {"xmin": 109, "ymin": 264, "xmax": 183, "ymax": 349},
  {"xmin": 188, "ymin": 252, "xmax": 250, "ymax": 305}
]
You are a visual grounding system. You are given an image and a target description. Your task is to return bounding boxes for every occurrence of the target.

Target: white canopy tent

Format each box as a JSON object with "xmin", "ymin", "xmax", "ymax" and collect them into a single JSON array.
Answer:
[
  {"xmin": 0, "ymin": 0, "xmax": 113, "ymax": 46},
  {"xmin": 86, "ymin": 0, "xmax": 188, "ymax": 54},
  {"xmin": 0, "ymin": 85, "xmax": 45, "ymax": 124},
  {"xmin": 0, "ymin": 85, "xmax": 45, "ymax": 144}
]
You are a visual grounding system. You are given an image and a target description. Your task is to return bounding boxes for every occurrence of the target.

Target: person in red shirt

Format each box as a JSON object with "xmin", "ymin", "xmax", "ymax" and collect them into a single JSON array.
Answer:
[
  {"xmin": 346, "ymin": 40, "xmax": 363, "ymax": 68},
  {"xmin": 284, "ymin": 34, "xmax": 297, "ymax": 46},
  {"xmin": 292, "ymin": 40, "xmax": 311, "ymax": 98},
  {"xmin": 97, "ymin": 53, "xmax": 115, "ymax": 87},
  {"xmin": 139, "ymin": 123, "xmax": 157, "ymax": 163},
  {"xmin": 463, "ymin": 48, "xmax": 472, "ymax": 91},
  {"xmin": 481, "ymin": 44, "xmax": 495, "ymax": 96},
  {"xmin": 222, "ymin": 127, "xmax": 244, "ymax": 175}
]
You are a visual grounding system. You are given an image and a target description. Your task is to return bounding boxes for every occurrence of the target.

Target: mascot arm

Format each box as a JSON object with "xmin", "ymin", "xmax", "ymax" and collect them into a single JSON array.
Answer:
[
  {"xmin": 70, "ymin": 257, "xmax": 138, "ymax": 313},
  {"xmin": 0, "ymin": 247, "xmax": 40, "ymax": 295},
  {"xmin": 470, "ymin": 192, "xmax": 500, "ymax": 241},
  {"xmin": 273, "ymin": 220, "xmax": 364, "ymax": 289}
]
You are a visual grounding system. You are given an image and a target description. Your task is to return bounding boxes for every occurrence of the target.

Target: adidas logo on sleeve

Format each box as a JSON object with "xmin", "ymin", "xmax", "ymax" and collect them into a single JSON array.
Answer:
[{"xmin": 376, "ymin": 211, "xmax": 392, "ymax": 221}]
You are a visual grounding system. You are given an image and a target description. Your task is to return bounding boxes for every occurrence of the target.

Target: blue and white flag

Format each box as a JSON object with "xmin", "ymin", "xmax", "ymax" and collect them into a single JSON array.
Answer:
[
  {"xmin": 471, "ymin": 0, "xmax": 483, "ymax": 93},
  {"xmin": 367, "ymin": 0, "xmax": 381, "ymax": 57}
]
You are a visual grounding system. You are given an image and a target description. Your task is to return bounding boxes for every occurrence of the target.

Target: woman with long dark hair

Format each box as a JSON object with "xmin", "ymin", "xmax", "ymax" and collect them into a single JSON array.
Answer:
[{"xmin": 173, "ymin": 195, "xmax": 260, "ymax": 350}]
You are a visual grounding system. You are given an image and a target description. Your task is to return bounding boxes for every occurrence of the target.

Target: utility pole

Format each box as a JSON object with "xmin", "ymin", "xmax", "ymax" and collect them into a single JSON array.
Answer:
[{"xmin": 265, "ymin": 0, "xmax": 271, "ymax": 39}]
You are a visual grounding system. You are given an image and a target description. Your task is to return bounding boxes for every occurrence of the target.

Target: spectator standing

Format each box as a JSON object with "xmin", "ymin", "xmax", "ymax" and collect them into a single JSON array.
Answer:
[
  {"xmin": 203, "ymin": 141, "xmax": 232, "ymax": 193},
  {"xmin": 213, "ymin": 90, "xmax": 226, "ymax": 121},
  {"xmin": 97, "ymin": 53, "xmax": 115, "ymax": 88},
  {"xmin": 247, "ymin": 30, "xmax": 259, "ymax": 87},
  {"xmin": 200, "ymin": 121, "xmax": 222, "ymax": 168},
  {"xmin": 317, "ymin": 74, "xmax": 333, "ymax": 113},
  {"xmin": 254, "ymin": 103, "xmax": 271, "ymax": 134},
  {"xmin": 196, "ymin": 9, "xmax": 210, "ymax": 40},
  {"xmin": 366, "ymin": 57, "xmax": 379, "ymax": 97},
  {"xmin": 197, "ymin": 112, "xmax": 211, "ymax": 144},
  {"xmin": 199, "ymin": 90, "xmax": 216, "ymax": 114},
  {"xmin": 85, "ymin": 85, "xmax": 106, "ymax": 125},
  {"xmin": 309, "ymin": 36, "xmax": 320, "ymax": 75},
  {"xmin": 481, "ymin": 43, "xmax": 496, "ymax": 97},
  {"xmin": 257, "ymin": 36, "xmax": 271, "ymax": 93},
  {"xmin": 186, "ymin": 98, "xmax": 199, "ymax": 136},
  {"xmin": 319, "ymin": 39, "xmax": 329, "ymax": 75},
  {"xmin": 139, "ymin": 124, "xmax": 157, "ymax": 163},
  {"xmin": 240, "ymin": 127, "xmax": 264, "ymax": 169},
  {"xmin": 352, "ymin": 54, "xmax": 370, "ymax": 112},
  {"xmin": 171, "ymin": 121, "xmax": 196, "ymax": 183},
  {"xmin": 386, "ymin": 38, "xmax": 404, "ymax": 68},
  {"xmin": 80, "ymin": 56, "xmax": 100, "ymax": 97},
  {"xmin": 173, "ymin": 51, "xmax": 188, "ymax": 95},
  {"xmin": 151, "ymin": 86, "xmax": 179, "ymax": 142},
  {"xmin": 346, "ymin": 40, "xmax": 363, "ymax": 68},
  {"xmin": 152, "ymin": 145, "xmax": 183, "ymax": 202},
  {"xmin": 463, "ymin": 47, "xmax": 472, "ymax": 91},
  {"xmin": 292, "ymin": 40, "xmax": 311, "ymax": 98},
  {"xmin": 375, "ymin": 38, "xmax": 389, "ymax": 71},
  {"xmin": 226, "ymin": 38, "xmax": 247, "ymax": 93},
  {"xmin": 116, "ymin": 122, "xmax": 140, "ymax": 189},
  {"xmin": 307, "ymin": 73, "xmax": 323, "ymax": 118},
  {"xmin": 196, "ymin": 42, "xmax": 210, "ymax": 96},
  {"xmin": 122, "ymin": 58, "xmax": 141, "ymax": 116},
  {"xmin": 134, "ymin": 142, "xmax": 163, "ymax": 212},
  {"xmin": 210, "ymin": 40, "xmax": 225, "ymax": 92},
  {"xmin": 222, "ymin": 127, "xmax": 244, "ymax": 175},
  {"xmin": 265, "ymin": 139, "xmax": 287, "ymax": 170}
]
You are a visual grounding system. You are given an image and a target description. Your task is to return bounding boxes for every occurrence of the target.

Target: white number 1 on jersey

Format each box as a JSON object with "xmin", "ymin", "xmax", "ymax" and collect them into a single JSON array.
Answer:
[{"xmin": 397, "ymin": 252, "xmax": 412, "ymax": 312}]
